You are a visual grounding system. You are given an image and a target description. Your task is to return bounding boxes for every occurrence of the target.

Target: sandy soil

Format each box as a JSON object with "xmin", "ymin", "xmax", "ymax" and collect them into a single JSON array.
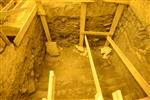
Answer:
[
  {"xmin": 30, "ymin": 47, "xmax": 96, "ymax": 100},
  {"xmin": 29, "ymin": 46, "xmax": 134, "ymax": 100}
]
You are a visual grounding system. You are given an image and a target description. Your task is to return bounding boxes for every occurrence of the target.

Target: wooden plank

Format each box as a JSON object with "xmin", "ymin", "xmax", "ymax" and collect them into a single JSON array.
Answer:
[
  {"xmin": 112, "ymin": 90, "xmax": 123, "ymax": 100},
  {"xmin": 107, "ymin": 36, "xmax": 150, "ymax": 96},
  {"xmin": 79, "ymin": 3, "xmax": 87, "ymax": 46},
  {"xmin": 0, "ymin": 30, "xmax": 11, "ymax": 45},
  {"xmin": 48, "ymin": 71, "xmax": 55, "ymax": 100},
  {"xmin": 85, "ymin": 35, "xmax": 104, "ymax": 100},
  {"xmin": 0, "ymin": 8, "xmax": 27, "ymax": 18},
  {"xmin": 1, "ymin": 0, "xmax": 15, "ymax": 11},
  {"xmin": 14, "ymin": 5, "xmax": 37, "ymax": 46},
  {"xmin": 83, "ymin": 31, "xmax": 109, "ymax": 36},
  {"xmin": 40, "ymin": 16, "xmax": 52, "ymax": 41},
  {"xmin": 105, "ymin": 4, "xmax": 125, "ymax": 46},
  {"xmin": 36, "ymin": 0, "xmax": 52, "ymax": 41},
  {"xmin": 41, "ymin": 0, "xmax": 95, "ymax": 3},
  {"xmin": 103, "ymin": 0, "xmax": 129, "ymax": 5},
  {"xmin": 1, "ymin": 24, "xmax": 20, "ymax": 36}
]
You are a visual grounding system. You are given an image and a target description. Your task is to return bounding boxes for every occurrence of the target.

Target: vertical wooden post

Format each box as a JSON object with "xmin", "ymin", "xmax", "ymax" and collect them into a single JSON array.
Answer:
[
  {"xmin": 79, "ymin": 2, "xmax": 87, "ymax": 46},
  {"xmin": 36, "ymin": 0, "xmax": 52, "ymax": 41},
  {"xmin": 48, "ymin": 71, "xmax": 55, "ymax": 100},
  {"xmin": 112, "ymin": 90, "xmax": 123, "ymax": 100},
  {"xmin": 104, "ymin": 4, "xmax": 124, "ymax": 46}
]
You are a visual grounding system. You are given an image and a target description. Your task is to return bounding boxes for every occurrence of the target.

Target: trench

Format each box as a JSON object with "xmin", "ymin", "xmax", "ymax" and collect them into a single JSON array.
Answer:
[{"xmin": 1, "ymin": 0, "xmax": 150, "ymax": 100}]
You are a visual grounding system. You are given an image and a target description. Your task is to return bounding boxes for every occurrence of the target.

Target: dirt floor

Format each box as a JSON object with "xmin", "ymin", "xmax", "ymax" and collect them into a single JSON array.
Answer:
[
  {"xmin": 30, "ymin": 47, "xmax": 96, "ymax": 100},
  {"xmin": 29, "ymin": 46, "xmax": 133, "ymax": 100}
]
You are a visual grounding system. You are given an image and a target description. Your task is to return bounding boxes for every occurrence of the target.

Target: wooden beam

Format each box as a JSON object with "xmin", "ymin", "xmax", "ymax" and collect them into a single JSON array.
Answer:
[
  {"xmin": 1, "ymin": 0, "xmax": 15, "ymax": 11},
  {"xmin": 0, "ymin": 8, "xmax": 27, "ymax": 18},
  {"xmin": 36, "ymin": 0, "xmax": 52, "ymax": 41},
  {"xmin": 1, "ymin": 23, "xmax": 21, "ymax": 36},
  {"xmin": 112, "ymin": 90, "xmax": 123, "ymax": 100},
  {"xmin": 107, "ymin": 36, "xmax": 150, "ymax": 96},
  {"xmin": 0, "ymin": 30, "xmax": 11, "ymax": 45},
  {"xmin": 14, "ymin": 5, "xmax": 37, "ymax": 46},
  {"xmin": 105, "ymin": 4, "xmax": 125, "ymax": 46},
  {"xmin": 103, "ymin": 0, "xmax": 129, "ymax": 5},
  {"xmin": 48, "ymin": 71, "xmax": 55, "ymax": 100},
  {"xmin": 83, "ymin": 31, "xmax": 109, "ymax": 36},
  {"xmin": 79, "ymin": 3, "xmax": 87, "ymax": 46},
  {"xmin": 85, "ymin": 35, "xmax": 104, "ymax": 100}
]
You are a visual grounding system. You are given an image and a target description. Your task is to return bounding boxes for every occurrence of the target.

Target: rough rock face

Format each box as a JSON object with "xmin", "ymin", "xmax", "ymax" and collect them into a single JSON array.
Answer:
[
  {"xmin": 0, "ymin": 16, "xmax": 46, "ymax": 99},
  {"xmin": 111, "ymin": 6, "xmax": 150, "ymax": 99},
  {"xmin": 43, "ymin": 0, "xmax": 117, "ymax": 46}
]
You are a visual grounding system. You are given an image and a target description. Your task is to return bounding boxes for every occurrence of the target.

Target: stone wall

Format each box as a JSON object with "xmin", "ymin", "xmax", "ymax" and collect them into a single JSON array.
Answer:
[
  {"xmin": 43, "ymin": 0, "xmax": 117, "ymax": 46},
  {"xmin": 0, "ymin": 16, "xmax": 46, "ymax": 100},
  {"xmin": 111, "ymin": 5, "xmax": 150, "ymax": 99}
]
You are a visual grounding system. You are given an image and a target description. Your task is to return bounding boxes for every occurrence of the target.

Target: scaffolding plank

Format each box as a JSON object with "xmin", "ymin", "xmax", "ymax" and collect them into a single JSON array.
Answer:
[
  {"xmin": 79, "ymin": 3, "xmax": 87, "ymax": 46},
  {"xmin": 112, "ymin": 90, "xmax": 123, "ymax": 100},
  {"xmin": 14, "ymin": 5, "xmax": 37, "ymax": 46},
  {"xmin": 107, "ymin": 36, "xmax": 150, "ymax": 96},
  {"xmin": 103, "ymin": 0, "xmax": 129, "ymax": 4},
  {"xmin": 105, "ymin": 4, "xmax": 125, "ymax": 46},
  {"xmin": 85, "ymin": 35, "xmax": 104, "ymax": 100},
  {"xmin": 83, "ymin": 31, "xmax": 109, "ymax": 35}
]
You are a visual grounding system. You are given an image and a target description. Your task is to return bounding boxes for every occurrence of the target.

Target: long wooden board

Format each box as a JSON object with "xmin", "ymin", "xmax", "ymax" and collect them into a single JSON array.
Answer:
[
  {"xmin": 107, "ymin": 36, "xmax": 150, "ymax": 96},
  {"xmin": 79, "ymin": 3, "xmax": 87, "ymax": 46},
  {"xmin": 105, "ymin": 5, "xmax": 125, "ymax": 46},
  {"xmin": 83, "ymin": 31, "xmax": 109, "ymax": 36},
  {"xmin": 85, "ymin": 35, "xmax": 104, "ymax": 100},
  {"xmin": 14, "ymin": 5, "xmax": 37, "ymax": 46}
]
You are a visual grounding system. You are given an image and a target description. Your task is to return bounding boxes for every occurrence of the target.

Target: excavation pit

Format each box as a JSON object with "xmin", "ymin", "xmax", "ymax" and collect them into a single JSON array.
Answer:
[{"xmin": 0, "ymin": 0, "xmax": 150, "ymax": 100}]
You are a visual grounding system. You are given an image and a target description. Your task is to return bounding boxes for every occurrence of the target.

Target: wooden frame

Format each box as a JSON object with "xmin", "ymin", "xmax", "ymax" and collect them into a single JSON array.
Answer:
[
  {"xmin": 85, "ymin": 35, "xmax": 104, "ymax": 100},
  {"xmin": 14, "ymin": 5, "xmax": 37, "ymax": 46},
  {"xmin": 79, "ymin": 3, "xmax": 87, "ymax": 46},
  {"xmin": 107, "ymin": 36, "xmax": 150, "ymax": 96},
  {"xmin": 103, "ymin": 0, "xmax": 129, "ymax": 5},
  {"xmin": 112, "ymin": 90, "xmax": 123, "ymax": 100},
  {"xmin": 105, "ymin": 4, "xmax": 125, "ymax": 46},
  {"xmin": 83, "ymin": 31, "xmax": 109, "ymax": 36}
]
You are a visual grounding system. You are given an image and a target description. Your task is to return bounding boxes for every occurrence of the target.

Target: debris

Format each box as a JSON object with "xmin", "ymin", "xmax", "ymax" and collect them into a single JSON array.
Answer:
[
  {"xmin": 75, "ymin": 45, "xmax": 85, "ymax": 53},
  {"xmin": 101, "ymin": 46, "xmax": 112, "ymax": 59},
  {"xmin": 46, "ymin": 42, "xmax": 60, "ymax": 57}
]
